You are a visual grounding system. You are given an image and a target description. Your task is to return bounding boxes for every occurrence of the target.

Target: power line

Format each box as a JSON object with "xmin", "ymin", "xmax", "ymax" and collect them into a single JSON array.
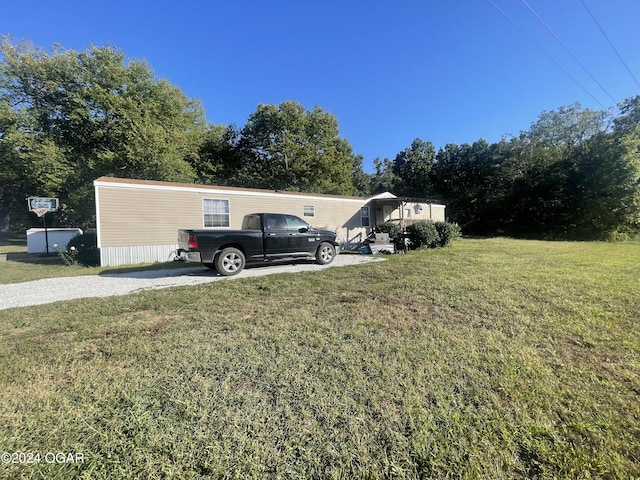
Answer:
[
  {"xmin": 520, "ymin": 0, "xmax": 618, "ymax": 105},
  {"xmin": 487, "ymin": 0, "xmax": 607, "ymax": 109},
  {"xmin": 580, "ymin": 0, "xmax": 640, "ymax": 90}
]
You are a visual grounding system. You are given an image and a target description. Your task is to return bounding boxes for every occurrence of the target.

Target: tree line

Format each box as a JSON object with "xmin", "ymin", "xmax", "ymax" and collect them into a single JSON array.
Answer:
[
  {"xmin": 379, "ymin": 100, "xmax": 640, "ymax": 240},
  {"xmin": 1, "ymin": 38, "xmax": 639, "ymax": 240}
]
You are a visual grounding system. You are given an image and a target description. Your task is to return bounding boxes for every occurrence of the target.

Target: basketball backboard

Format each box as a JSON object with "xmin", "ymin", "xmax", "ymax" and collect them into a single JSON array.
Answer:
[{"xmin": 27, "ymin": 197, "xmax": 59, "ymax": 214}]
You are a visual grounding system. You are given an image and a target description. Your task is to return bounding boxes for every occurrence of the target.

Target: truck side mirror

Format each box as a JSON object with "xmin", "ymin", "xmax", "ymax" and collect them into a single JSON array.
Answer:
[{"xmin": 299, "ymin": 227, "xmax": 309, "ymax": 233}]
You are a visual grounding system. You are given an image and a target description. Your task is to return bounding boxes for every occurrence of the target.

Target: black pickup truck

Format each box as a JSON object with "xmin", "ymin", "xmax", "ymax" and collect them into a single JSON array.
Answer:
[{"xmin": 177, "ymin": 213, "xmax": 339, "ymax": 276}]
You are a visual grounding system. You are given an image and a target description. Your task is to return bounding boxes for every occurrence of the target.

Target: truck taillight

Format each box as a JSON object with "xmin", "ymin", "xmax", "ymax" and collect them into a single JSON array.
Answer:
[{"xmin": 188, "ymin": 234, "xmax": 198, "ymax": 250}]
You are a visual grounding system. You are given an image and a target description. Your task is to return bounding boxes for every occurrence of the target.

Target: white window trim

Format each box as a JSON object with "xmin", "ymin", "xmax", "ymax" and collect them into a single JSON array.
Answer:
[
  {"xmin": 361, "ymin": 206, "xmax": 370, "ymax": 227},
  {"xmin": 202, "ymin": 198, "xmax": 230, "ymax": 228}
]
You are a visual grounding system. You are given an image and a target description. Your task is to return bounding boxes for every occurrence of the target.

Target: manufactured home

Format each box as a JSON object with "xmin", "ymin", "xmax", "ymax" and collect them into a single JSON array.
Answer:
[{"xmin": 94, "ymin": 177, "xmax": 445, "ymax": 266}]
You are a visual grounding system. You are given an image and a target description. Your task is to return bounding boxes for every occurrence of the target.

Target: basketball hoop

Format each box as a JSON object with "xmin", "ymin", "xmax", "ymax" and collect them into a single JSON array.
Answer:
[
  {"xmin": 26, "ymin": 197, "xmax": 59, "ymax": 255},
  {"xmin": 32, "ymin": 207, "xmax": 49, "ymax": 218}
]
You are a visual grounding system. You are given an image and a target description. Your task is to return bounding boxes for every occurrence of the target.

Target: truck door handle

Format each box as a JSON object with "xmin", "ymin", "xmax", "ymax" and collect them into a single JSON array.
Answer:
[{"xmin": 267, "ymin": 233, "xmax": 276, "ymax": 237}]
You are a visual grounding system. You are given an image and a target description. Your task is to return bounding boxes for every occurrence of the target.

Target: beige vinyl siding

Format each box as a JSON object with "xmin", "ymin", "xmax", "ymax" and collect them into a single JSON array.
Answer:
[
  {"xmin": 371, "ymin": 201, "xmax": 446, "ymax": 228},
  {"xmin": 407, "ymin": 202, "xmax": 446, "ymax": 222},
  {"xmin": 97, "ymin": 185, "xmax": 204, "ymax": 247},
  {"xmin": 219, "ymin": 194, "xmax": 364, "ymax": 233}
]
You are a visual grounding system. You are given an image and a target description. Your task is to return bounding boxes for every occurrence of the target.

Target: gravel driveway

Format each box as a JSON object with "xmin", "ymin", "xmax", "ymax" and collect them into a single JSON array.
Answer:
[{"xmin": 0, "ymin": 255, "xmax": 384, "ymax": 311}]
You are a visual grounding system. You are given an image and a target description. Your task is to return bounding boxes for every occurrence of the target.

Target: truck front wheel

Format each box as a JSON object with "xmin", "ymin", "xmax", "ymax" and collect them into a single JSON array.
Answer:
[
  {"xmin": 214, "ymin": 247, "xmax": 245, "ymax": 276},
  {"xmin": 316, "ymin": 242, "xmax": 336, "ymax": 265}
]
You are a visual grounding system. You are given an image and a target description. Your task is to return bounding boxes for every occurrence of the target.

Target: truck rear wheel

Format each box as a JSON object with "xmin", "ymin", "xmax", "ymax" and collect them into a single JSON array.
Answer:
[
  {"xmin": 316, "ymin": 242, "xmax": 336, "ymax": 265},
  {"xmin": 214, "ymin": 247, "xmax": 245, "ymax": 276}
]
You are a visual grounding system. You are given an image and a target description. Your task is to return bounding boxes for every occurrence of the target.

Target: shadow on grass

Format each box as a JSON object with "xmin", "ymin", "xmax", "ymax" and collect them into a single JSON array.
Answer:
[
  {"xmin": 98, "ymin": 256, "xmax": 346, "ymax": 279},
  {"xmin": 0, "ymin": 233, "xmax": 62, "ymax": 264},
  {"xmin": 99, "ymin": 261, "xmax": 207, "ymax": 277},
  {"xmin": 0, "ymin": 232, "xmax": 26, "ymax": 246},
  {"xmin": 3, "ymin": 252, "xmax": 63, "ymax": 265},
  {"xmin": 99, "ymin": 259, "xmax": 316, "ymax": 279}
]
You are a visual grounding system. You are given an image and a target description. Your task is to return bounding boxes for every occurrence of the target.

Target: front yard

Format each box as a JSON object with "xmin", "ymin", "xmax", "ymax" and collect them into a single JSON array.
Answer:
[{"xmin": 0, "ymin": 238, "xmax": 638, "ymax": 479}]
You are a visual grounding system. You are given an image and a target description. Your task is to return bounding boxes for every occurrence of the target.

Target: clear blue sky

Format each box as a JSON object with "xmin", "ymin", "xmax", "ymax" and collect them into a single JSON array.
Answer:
[{"xmin": 2, "ymin": 0, "xmax": 639, "ymax": 172}]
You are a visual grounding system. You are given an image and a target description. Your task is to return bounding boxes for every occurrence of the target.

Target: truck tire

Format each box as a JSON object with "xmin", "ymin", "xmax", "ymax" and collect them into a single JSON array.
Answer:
[
  {"xmin": 316, "ymin": 242, "xmax": 336, "ymax": 265},
  {"xmin": 214, "ymin": 247, "xmax": 245, "ymax": 276}
]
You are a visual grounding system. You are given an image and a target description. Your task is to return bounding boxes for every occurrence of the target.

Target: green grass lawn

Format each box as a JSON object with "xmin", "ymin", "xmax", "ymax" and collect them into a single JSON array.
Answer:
[
  {"xmin": 0, "ymin": 234, "xmax": 189, "ymax": 284},
  {"xmin": 0, "ymin": 238, "xmax": 638, "ymax": 479},
  {"xmin": 0, "ymin": 232, "xmax": 26, "ymax": 254}
]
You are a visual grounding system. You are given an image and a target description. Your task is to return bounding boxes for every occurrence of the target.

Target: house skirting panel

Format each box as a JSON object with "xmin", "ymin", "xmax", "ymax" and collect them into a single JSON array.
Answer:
[{"xmin": 100, "ymin": 244, "xmax": 179, "ymax": 267}]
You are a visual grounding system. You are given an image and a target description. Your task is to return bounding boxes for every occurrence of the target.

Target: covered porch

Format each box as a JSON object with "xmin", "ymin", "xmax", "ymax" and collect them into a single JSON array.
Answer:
[{"xmin": 369, "ymin": 195, "xmax": 445, "ymax": 230}]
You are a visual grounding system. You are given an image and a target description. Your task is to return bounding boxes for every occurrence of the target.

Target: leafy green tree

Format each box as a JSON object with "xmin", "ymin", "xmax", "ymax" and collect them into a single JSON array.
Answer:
[
  {"xmin": 512, "ymin": 102, "xmax": 639, "ymax": 239},
  {"xmin": 370, "ymin": 157, "xmax": 397, "ymax": 194},
  {"xmin": 224, "ymin": 101, "xmax": 356, "ymax": 195},
  {"xmin": 429, "ymin": 101, "xmax": 640, "ymax": 239},
  {"xmin": 350, "ymin": 154, "xmax": 372, "ymax": 196},
  {"xmin": 614, "ymin": 95, "xmax": 640, "ymax": 137},
  {"xmin": 191, "ymin": 124, "xmax": 233, "ymax": 185},
  {"xmin": 569, "ymin": 130, "xmax": 639, "ymax": 238},
  {"xmin": 431, "ymin": 139, "xmax": 507, "ymax": 234},
  {"xmin": 526, "ymin": 103, "xmax": 607, "ymax": 157},
  {"xmin": 0, "ymin": 37, "xmax": 207, "ymax": 229},
  {"xmin": 392, "ymin": 138, "xmax": 435, "ymax": 197},
  {"xmin": 578, "ymin": 95, "xmax": 640, "ymax": 238}
]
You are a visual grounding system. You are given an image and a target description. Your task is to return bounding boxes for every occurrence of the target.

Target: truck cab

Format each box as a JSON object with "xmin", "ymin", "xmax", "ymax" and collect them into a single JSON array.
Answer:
[{"xmin": 245, "ymin": 213, "xmax": 323, "ymax": 256}]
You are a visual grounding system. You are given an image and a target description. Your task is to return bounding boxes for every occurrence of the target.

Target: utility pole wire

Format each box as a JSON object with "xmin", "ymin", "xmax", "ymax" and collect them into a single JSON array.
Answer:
[
  {"xmin": 580, "ymin": 0, "xmax": 640, "ymax": 90},
  {"xmin": 487, "ymin": 0, "xmax": 606, "ymax": 109},
  {"xmin": 520, "ymin": 0, "xmax": 617, "ymax": 105}
]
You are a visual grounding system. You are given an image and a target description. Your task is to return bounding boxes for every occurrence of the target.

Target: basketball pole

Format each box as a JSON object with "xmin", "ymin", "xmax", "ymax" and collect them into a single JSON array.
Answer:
[{"xmin": 43, "ymin": 211, "xmax": 49, "ymax": 254}]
